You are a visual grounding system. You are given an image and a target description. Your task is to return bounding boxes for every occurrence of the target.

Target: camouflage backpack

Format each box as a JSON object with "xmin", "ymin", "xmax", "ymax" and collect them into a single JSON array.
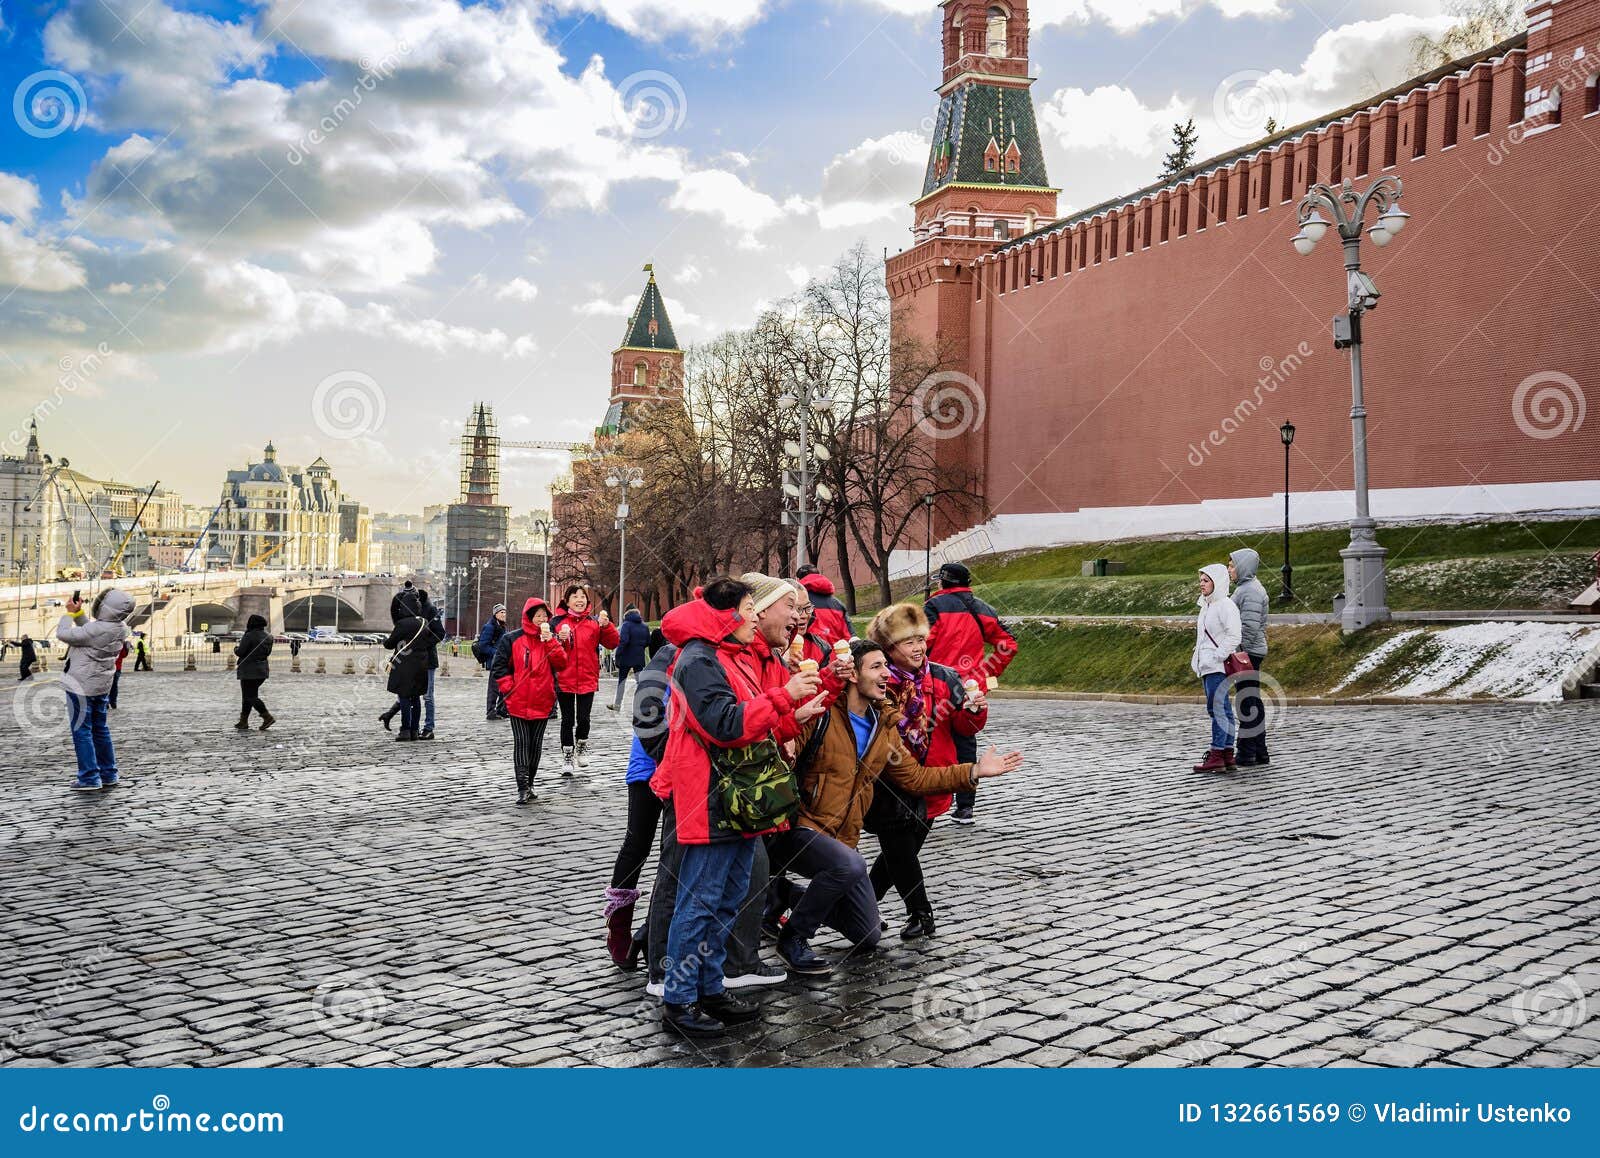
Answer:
[{"xmin": 711, "ymin": 738, "xmax": 800, "ymax": 835}]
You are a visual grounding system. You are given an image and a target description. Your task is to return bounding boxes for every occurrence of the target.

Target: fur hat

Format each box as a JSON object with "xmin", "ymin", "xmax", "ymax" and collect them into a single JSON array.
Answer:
[
  {"xmin": 737, "ymin": 572, "xmax": 793, "ymax": 616},
  {"xmin": 868, "ymin": 602, "xmax": 929, "ymax": 648}
]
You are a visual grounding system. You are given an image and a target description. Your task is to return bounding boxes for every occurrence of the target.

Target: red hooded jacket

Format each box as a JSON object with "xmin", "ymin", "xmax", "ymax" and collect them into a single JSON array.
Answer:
[
  {"xmin": 924, "ymin": 586, "xmax": 1017, "ymax": 683},
  {"xmin": 798, "ymin": 573, "xmax": 851, "ymax": 644},
  {"xmin": 550, "ymin": 608, "xmax": 621, "ymax": 695},
  {"xmin": 652, "ymin": 599, "xmax": 800, "ymax": 845},
  {"xmin": 490, "ymin": 598, "xmax": 569, "ymax": 719}
]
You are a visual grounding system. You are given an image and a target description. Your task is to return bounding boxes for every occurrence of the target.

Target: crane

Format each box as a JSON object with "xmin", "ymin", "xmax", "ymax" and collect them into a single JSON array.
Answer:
[{"xmin": 500, "ymin": 439, "xmax": 593, "ymax": 454}]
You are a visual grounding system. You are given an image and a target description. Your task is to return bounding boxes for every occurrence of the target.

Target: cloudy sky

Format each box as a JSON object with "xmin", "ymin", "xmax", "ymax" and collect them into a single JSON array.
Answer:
[{"xmin": 0, "ymin": 0, "xmax": 1461, "ymax": 516}]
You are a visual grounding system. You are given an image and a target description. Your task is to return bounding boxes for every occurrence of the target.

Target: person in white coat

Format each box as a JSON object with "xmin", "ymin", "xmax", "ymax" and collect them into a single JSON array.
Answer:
[
  {"xmin": 1189, "ymin": 563, "xmax": 1242, "ymax": 772},
  {"xmin": 55, "ymin": 588, "xmax": 134, "ymax": 792}
]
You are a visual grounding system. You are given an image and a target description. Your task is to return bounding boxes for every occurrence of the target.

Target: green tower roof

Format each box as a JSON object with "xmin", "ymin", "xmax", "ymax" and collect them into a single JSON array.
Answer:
[
  {"xmin": 620, "ymin": 266, "xmax": 680, "ymax": 352},
  {"xmin": 921, "ymin": 81, "xmax": 1052, "ymax": 197}
]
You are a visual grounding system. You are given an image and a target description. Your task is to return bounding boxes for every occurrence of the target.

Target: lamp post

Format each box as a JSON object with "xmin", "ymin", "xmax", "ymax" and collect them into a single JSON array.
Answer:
[
  {"xmin": 1279, "ymin": 421, "xmax": 1295, "ymax": 603},
  {"xmin": 471, "ymin": 556, "xmax": 490, "ymax": 632},
  {"xmin": 1291, "ymin": 175, "xmax": 1410, "ymax": 632},
  {"xmin": 501, "ymin": 540, "xmax": 517, "ymax": 610},
  {"xmin": 332, "ymin": 581, "xmax": 343, "ymax": 638},
  {"xmin": 533, "ymin": 518, "xmax": 558, "ymax": 603},
  {"xmin": 605, "ymin": 468, "xmax": 644, "ymax": 613},
  {"xmin": 450, "ymin": 564, "xmax": 465, "ymax": 639},
  {"xmin": 778, "ymin": 373, "xmax": 834, "ymax": 570},
  {"xmin": 922, "ymin": 493, "xmax": 936, "ymax": 598}
]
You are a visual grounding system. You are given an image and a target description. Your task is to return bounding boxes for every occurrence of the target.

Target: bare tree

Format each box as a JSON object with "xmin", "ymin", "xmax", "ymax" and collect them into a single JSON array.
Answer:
[{"xmin": 1409, "ymin": 1, "xmax": 1526, "ymax": 73}]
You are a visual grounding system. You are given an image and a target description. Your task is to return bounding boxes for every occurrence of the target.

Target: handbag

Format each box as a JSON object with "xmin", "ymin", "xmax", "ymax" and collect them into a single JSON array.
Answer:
[{"xmin": 1205, "ymin": 628, "xmax": 1253, "ymax": 676}]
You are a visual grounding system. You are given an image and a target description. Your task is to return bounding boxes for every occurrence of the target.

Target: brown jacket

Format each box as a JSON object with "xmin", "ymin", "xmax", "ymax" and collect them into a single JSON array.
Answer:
[{"xmin": 793, "ymin": 697, "xmax": 975, "ymax": 848}]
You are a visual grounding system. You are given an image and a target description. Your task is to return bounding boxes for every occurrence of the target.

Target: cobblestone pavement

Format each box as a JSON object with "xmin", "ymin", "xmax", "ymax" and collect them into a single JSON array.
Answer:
[{"xmin": 1, "ymin": 668, "xmax": 1597, "ymax": 1069}]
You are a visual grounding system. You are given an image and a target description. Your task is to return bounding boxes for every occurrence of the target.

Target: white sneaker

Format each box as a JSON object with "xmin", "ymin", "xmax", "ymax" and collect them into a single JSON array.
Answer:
[
  {"xmin": 645, "ymin": 979, "xmax": 664, "ymax": 998},
  {"xmin": 561, "ymin": 747, "xmax": 575, "ymax": 775},
  {"xmin": 576, "ymin": 742, "xmax": 590, "ymax": 769}
]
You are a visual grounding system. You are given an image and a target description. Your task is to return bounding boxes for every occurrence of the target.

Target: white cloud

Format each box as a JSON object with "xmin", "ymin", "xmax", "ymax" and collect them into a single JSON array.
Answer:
[
  {"xmin": 496, "ymin": 277, "xmax": 540, "ymax": 302},
  {"xmin": 0, "ymin": 221, "xmax": 87, "ymax": 293},
  {"xmin": 550, "ymin": 0, "xmax": 770, "ymax": 42},
  {"xmin": 864, "ymin": 0, "xmax": 1290, "ymax": 32},
  {"xmin": 667, "ymin": 169, "xmax": 805, "ymax": 246},
  {"xmin": 0, "ymin": 173, "xmax": 42, "ymax": 225},
  {"xmin": 816, "ymin": 131, "xmax": 927, "ymax": 230}
]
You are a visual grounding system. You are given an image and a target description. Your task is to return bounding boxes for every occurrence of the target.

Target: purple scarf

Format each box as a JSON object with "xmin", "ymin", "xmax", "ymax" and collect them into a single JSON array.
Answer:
[{"xmin": 886, "ymin": 660, "xmax": 931, "ymax": 763}]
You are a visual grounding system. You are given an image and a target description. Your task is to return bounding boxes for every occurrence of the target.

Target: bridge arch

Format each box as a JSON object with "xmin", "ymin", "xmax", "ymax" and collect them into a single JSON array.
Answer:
[{"xmin": 283, "ymin": 594, "xmax": 366, "ymax": 632}]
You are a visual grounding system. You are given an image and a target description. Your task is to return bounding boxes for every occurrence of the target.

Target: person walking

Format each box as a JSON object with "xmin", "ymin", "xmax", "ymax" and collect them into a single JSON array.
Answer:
[
  {"xmin": 864, "ymin": 602, "xmax": 988, "ymax": 940},
  {"xmin": 923, "ymin": 561, "xmax": 1017, "ymax": 825},
  {"xmin": 233, "ymin": 613, "xmax": 276, "ymax": 731},
  {"xmin": 109, "ymin": 640, "xmax": 128, "ymax": 710},
  {"xmin": 608, "ymin": 605, "xmax": 649, "ymax": 713},
  {"xmin": 1229, "ymin": 548, "xmax": 1271, "ymax": 766},
  {"xmin": 610, "ymin": 639, "xmax": 676, "ymax": 974},
  {"xmin": 770, "ymin": 639, "xmax": 1021, "ymax": 976},
  {"xmin": 385, "ymin": 590, "xmax": 441, "ymax": 742},
  {"xmin": 289, "ymin": 637, "xmax": 301, "ymax": 660},
  {"xmin": 55, "ymin": 589, "xmax": 133, "ymax": 792},
  {"xmin": 1191, "ymin": 563, "xmax": 1243, "ymax": 772},
  {"xmin": 550, "ymin": 586, "xmax": 620, "ymax": 772},
  {"xmin": 133, "ymin": 634, "xmax": 151, "ymax": 671},
  {"xmin": 16, "ymin": 635, "xmax": 38, "ymax": 682},
  {"xmin": 490, "ymin": 596, "xmax": 568, "ymax": 805},
  {"xmin": 652, "ymin": 579, "xmax": 823, "ymax": 1038},
  {"xmin": 475, "ymin": 603, "xmax": 509, "ymax": 721},
  {"xmin": 795, "ymin": 565, "xmax": 851, "ymax": 644}
]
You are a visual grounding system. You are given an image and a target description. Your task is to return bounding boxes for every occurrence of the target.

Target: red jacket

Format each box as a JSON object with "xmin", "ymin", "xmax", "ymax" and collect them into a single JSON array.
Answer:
[
  {"xmin": 924, "ymin": 586, "xmax": 1017, "ymax": 683},
  {"xmin": 798, "ymin": 574, "xmax": 851, "ymax": 644},
  {"xmin": 652, "ymin": 600, "xmax": 799, "ymax": 845},
  {"xmin": 551, "ymin": 609, "xmax": 621, "ymax": 695},
  {"xmin": 491, "ymin": 597, "xmax": 569, "ymax": 719}
]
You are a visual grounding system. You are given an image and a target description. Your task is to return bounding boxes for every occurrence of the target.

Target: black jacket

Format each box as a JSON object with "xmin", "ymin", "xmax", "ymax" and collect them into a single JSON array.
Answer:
[
  {"xmin": 632, "ymin": 642, "xmax": 679, "ymax": 765},
  {"xmin": 385, "ymin": 616, "xmax": 440, "ymax": 698},
  {"xmin": 234, "ymin": 628, "xmax": 273, "ymax": 682}
]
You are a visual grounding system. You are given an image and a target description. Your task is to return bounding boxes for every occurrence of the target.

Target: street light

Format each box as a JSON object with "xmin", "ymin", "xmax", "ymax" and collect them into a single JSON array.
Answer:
[
  {"xmin": 778, "ymin": 374, "xmax": 833, "ymax": 569},
  {"xmin": 533, "ymin": 518, "xmax": 558, "ymax": 603},
  {"xmin": 1292, "ymin": 175, "xmax": 1409, "ymax": 632},
  {"xmin": 605, "ymin": 467, "xmax": 645, "ymax": 613},
  {"xmin": 470, "ymin": 555, "xmax": 491, "ymax": 632},
  {"xmin": 1279, "ymin": 420, "xmax": 1296, "ymax": 603},
  {"xmin": 450, "ymin": 564, "xmax": 466, "ymax": 639},
  {"xmin": 501, "ymin": 540, "xmax": 518, "ymax": 610},
  {"xmin": 922, "ymin": 494, "xmax": 936, "ymax": 598},
  {"xmin": 332, "ymin": 581, "xmax": 344, "ymax": 637}
]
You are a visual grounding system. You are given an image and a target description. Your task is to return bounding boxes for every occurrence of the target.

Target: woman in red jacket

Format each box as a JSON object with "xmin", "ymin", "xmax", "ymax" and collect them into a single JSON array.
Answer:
[
  {"xmin": 490, "ymin": 597, "xmax": 569, "ymax": 805},
  {"xmin": 551, "ymin": 585, "xmax": 621, "ymax": 773},
  {"xmin": 864, "ymin": 602, "xmax": 988, "ymax": 940}
]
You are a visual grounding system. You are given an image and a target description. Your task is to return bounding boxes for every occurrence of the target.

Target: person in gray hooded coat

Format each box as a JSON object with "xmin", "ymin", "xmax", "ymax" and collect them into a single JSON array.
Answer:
[
  {"xmin": 1228, "ymin": 548, "xmax": 1271, "ymax": 766},
  {"xmin": 56, "ymin": 588, "xmax": 133, "ymax": 791}
]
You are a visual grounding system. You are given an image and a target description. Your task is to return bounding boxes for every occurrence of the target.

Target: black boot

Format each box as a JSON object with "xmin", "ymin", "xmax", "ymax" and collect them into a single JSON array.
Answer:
[
  {"xmin": 233, "ymin": 713, "xmax": 250, "ymax": 731},
  {"xmin": 624, "ymin": 927, "xmax": 647, "ymax": 972},
  {"xmin": 662, "ymin": 1002, "xmax": 724, "ymax": 1038},
  {"xmin": 417, "ymin": 727, "xmax": 435, "ymax": 740},
  {"xmin": 901, "ymin": 910, "xmax": 936, "ymax": 940},
  {"xmin": 379, "ymin": 706, "xmax": 398, "ymax": 731},
  {"xmin": 700, "ymin": 992, "xmax": 761, "ymax": 1025},
  {"xmin": 396, "ymin": 728, "xmax": 416, "ymax": 742},
  {"xmin": 776, "ymin": 930, "xmax": 833, "ymax": 976}
]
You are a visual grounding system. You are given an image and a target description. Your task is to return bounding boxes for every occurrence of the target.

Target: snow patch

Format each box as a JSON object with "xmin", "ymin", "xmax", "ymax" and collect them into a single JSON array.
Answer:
[{"xmin": 1330, "ymin": 622, "xmax": 1600, "ymax": 702}]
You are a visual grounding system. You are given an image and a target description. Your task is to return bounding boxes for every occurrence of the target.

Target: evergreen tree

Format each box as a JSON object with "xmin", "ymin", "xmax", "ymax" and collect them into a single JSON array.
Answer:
[
  {"xmin": 1161, "ymin": 118, "xmax": 1198, "ymax": 178},
  {"xmin": 1264, "ymin": 116, "xmax": 1280, "ymax": 136}
]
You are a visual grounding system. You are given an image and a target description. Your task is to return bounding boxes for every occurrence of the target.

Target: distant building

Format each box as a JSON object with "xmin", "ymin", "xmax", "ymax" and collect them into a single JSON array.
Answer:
[
  {"xmin": 371, "ymin": 531, "xmax": 427, "ymax": 574},
  {"xmin": 338, "ymin": 500, "xmax": 372, "ymax": 572},
  {"xmin": 469, "ymin": 546, "xmax": 550, "ymax": 613},
  {"xmin": 445, "ymin": 404, "xmax": 510, "ymax": 575},
  {"xmin": 425, "ymin": 511, "xmax": 449, "ymax": 573},
  {"xmin": 215, "ymin": 443, "xmax": 344, "ymax": 569}
]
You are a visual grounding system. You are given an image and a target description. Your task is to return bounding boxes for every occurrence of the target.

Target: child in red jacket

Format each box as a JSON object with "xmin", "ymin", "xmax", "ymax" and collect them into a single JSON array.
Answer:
[{"xmin": 490, "ymin": 597, "xmax": 569, "ymax": 805}]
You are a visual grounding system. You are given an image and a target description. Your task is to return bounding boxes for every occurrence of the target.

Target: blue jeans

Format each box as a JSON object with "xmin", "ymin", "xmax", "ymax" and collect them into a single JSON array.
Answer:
[
  {"xmin": 66, "ymin": 693, "xmax": 116, "ymax": 786},
  {"xmin": 1203, "ymin": 672, "xmax": 1236, "ymax": 751},
  {"xmin": 662, "ymin": 838, "xmax": 755, "ymax": 1005},
  {"xmin": 423, "ymin": 669, "xmax": 435, "ymax": 731}
]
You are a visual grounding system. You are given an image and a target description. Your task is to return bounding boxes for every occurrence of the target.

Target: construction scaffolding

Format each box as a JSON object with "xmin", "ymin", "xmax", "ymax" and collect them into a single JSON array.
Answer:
[{"xmin": 460, "ymin": 402, "xmax": 501, "ymax": 508}]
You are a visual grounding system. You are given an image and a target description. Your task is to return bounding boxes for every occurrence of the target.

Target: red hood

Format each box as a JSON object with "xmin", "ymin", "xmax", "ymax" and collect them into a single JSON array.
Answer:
[
  {"xmin": 662, "ymin": 599, "xmax": 745, "ymax": 648},
  {"xmin": 798, "ymin": 573, "xmax": 836, "ymax": 597},
  {"xmin": 937, "ymin": 585, "xmax": 973, "ymax": 595},
  {"xmin": 522, "ymin": 596, "xmax": 553, "ymax": 625}
]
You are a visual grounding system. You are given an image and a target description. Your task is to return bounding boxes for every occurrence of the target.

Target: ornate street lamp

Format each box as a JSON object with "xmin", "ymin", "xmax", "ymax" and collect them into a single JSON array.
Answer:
[
  {"xmin": 605, "ymin": 468, "xmax": 645, "ymax": 613},
  {"xmin": 1291, "ymin": 176, "xmax": 1410, "ymax": 631},
  {"xmin": 1279, "ymin": 420, "xmax": 1295, "ymax": 603}
]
